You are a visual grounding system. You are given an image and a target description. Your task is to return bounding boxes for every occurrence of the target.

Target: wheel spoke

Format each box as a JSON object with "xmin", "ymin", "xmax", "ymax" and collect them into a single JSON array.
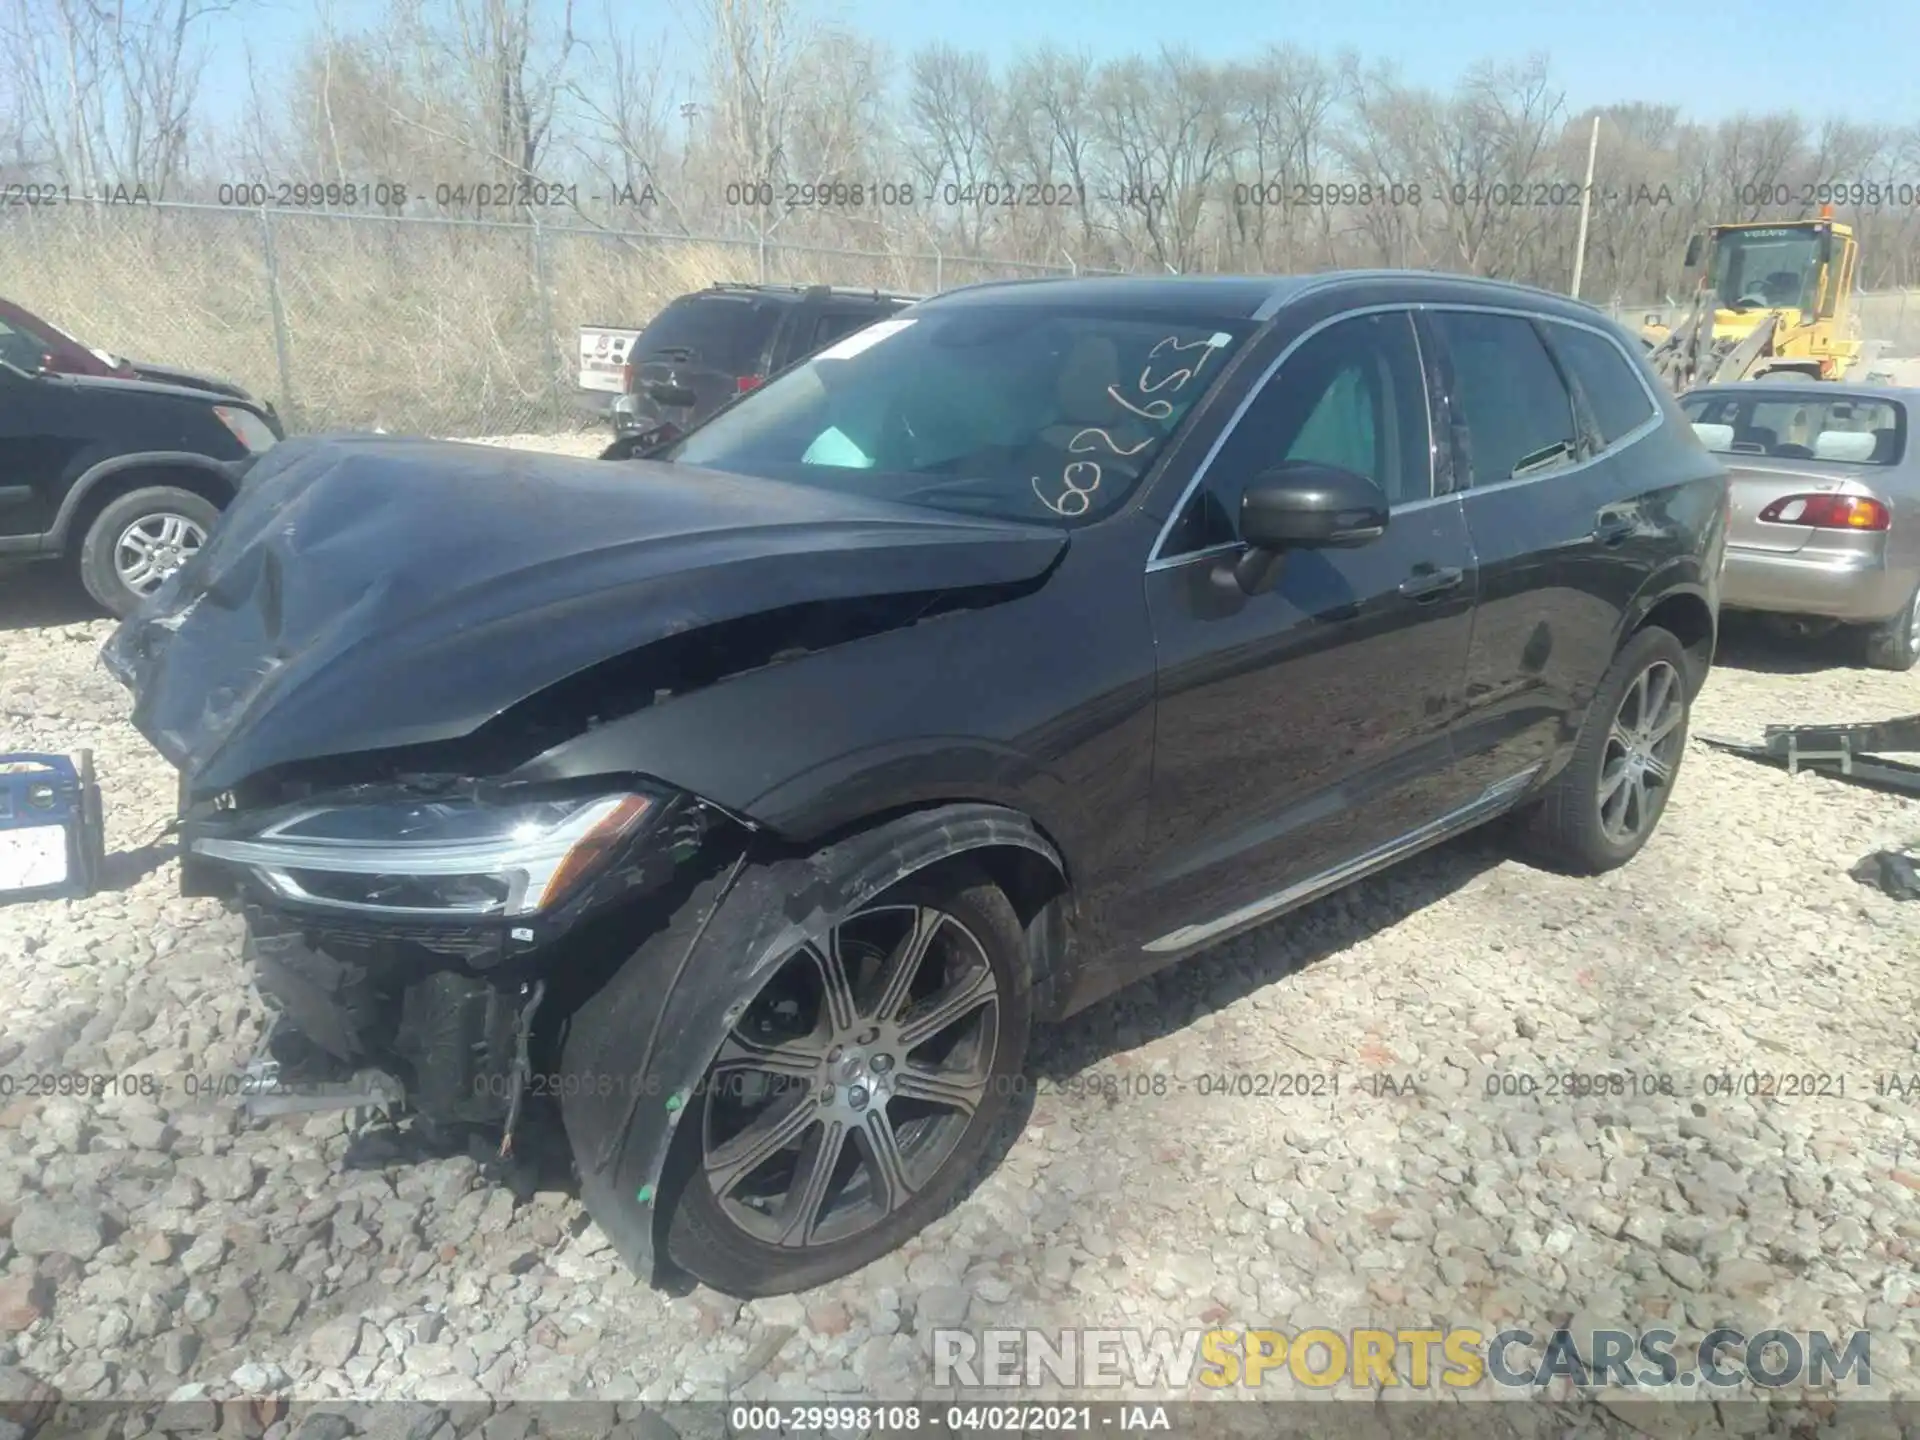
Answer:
[
  {"xmin": 1600, "ymin": 772, "xmax": 1633, "ymax": 832},
  {"xmin": 1641, "ymin": 666, "xmax": 1675, "ymax": 738},
  {"xmin": 898, "ymin": 962, "xmax": 998, "ymax": 1050},
  {"xmin": 856, "ymin": 1107, "xmax": 916, "ymax": 1213},
  {"xmin": 121, "ymin": 530, "xmax": 157, "ymax": 557},
  {"xmin": 893, "ymin": 1060, "xmax": 988, "ymax": 1119},
  {"xmin": 158, "ymin": 516, "xmax": 185, "ymax": 546},
  {"xmin": 803, "ymin": 934, "xmax": 861, "ymax": 1036},
  {"xmin": 1647, "ymin": 705, "xmax": 1685, "ymax": 743},
  {"xmin": 711, "ymin": 1028, "xmax": 829, "ymax": 1082},
  {"xmin": 1606, "ymin": 722, "xmax": 1634, "ymax": 755},
  {"xmin": 777, "ymin": 1118, "xmax": 850, "ymax": 1246},
  {"xmin": 869, "ymin": 906, "xmax": 942, "ymax": 1024},
  {"xmin": 1621, "ymin": 669, "xmax": 1648, "ymax": 730},
  {"xmin": 1641, "ymin": 751, "xmax": 1674, "ymax": 785},
  {"xmin": 1624, "ymin": 774, "xmax": 1649, "ymax": 833},
  {"xmin": 704, "ymin": 1089, "xmax": 816, "ymax": 1202},
  {"xmin": 1598, "ymin": 756, "xmax": 1631, "ymax": 806}
]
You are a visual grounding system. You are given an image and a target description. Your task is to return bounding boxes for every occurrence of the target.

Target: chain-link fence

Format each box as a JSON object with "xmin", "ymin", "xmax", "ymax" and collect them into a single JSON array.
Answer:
[
  {"xmin": 7, "ymin": 200, "xmax": 1920, "ymax": 439},
  {"xmin": 0, "ymin": 201, "xmax": 1120, "ymax": 437}
]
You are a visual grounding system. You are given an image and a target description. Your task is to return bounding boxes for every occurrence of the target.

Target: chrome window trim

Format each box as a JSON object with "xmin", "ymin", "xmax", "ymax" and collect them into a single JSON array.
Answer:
[
  {"xmin": 1146, "ymin": 303, "xmax": 1428, "ymax": 567},
  {"xmin": 1148, "ymin": 300, "xmax": 1668, "ymax": 567}
]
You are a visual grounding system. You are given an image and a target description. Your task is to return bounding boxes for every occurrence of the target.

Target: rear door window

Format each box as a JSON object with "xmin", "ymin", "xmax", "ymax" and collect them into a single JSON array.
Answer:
[
  {"xmin": 1430, "ymin": 311, "xmax": 1581, "ymax": 483},
  {"xmin": 634, "ymin": 294, "xmax": 772, "ymax": 374},
  {"xmin": 1548, "ymin": 323, "xmax": 1658, "ymax": 447},
  {"xmin": 1681, "ymin": 393, "xmax": 1904, "ymax": 464}
]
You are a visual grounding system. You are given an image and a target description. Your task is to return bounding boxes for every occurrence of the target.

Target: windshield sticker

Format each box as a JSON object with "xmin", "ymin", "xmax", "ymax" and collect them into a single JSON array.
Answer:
[
  {"xmin": 1033, "ymin": 331, "xmax": 1231, "ymax": 519},
  {"xmin": 802, "ymin": 426, "xmax": 875, "ymax": 468},
  {"xmin": 816, "ymin": 318, "xmax": 916, "ymax": 362}
]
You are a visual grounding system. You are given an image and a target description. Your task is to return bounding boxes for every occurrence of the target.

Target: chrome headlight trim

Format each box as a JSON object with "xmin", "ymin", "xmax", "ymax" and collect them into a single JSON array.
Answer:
[{"xmin": 191, "ymin": 790, "xmax": 656, "ymax": 918}]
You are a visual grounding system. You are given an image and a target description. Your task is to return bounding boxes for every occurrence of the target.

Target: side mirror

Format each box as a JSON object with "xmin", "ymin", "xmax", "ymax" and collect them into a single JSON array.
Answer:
[
  {"xmin": 1241, "ymin": 462, "xmax": 1389, "ymax": 550},
  {"xmin": 1221, "ymin": 461, "xmax": 1388, "ymax": 594},
  {"xmin": 1683, "ymin": 234, "xmax": 1704, "ymax": 270}
]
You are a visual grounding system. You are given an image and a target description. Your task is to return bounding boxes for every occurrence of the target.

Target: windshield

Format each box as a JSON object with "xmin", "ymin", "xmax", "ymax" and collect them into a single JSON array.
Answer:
[
  {"xmin": 660, "ymin": 304, "xmax": 1250, "ymax": 525},
  {"xmin": 1683, "ymin": 392, "xmax": 1904, "ymax": 465},
  {"xmin": 1707, "ymin": 228, "xmax": 1822, "ymax": 311}
]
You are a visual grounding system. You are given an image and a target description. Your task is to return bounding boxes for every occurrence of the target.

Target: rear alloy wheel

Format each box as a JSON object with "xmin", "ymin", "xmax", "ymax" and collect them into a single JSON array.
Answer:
[
  {"xmin": 1595, "ymin": 659, "xmax": 1687, "ymax": 849},
  {"xmin": 663, "ymin": 867, "xmax": 1030, "ymax": 1296},
  {"xmin": 77, "ymin": 485, "xmax": 221, "ymax": 617},
  {"xmin": 1516, "ymin": 626, "xmax": 1692, "ymax": 874},
  {"xmin": 1861, "ymin": 581, "xmax": 1920, "ymax": 672}
]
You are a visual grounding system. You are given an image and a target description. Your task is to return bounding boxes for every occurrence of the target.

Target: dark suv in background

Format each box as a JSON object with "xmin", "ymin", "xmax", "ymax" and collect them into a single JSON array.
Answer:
[
  {"xmin": 0, "ymin": 353, "xmax": 284, "ymax": 615},
  {"xmin": 602, "ymin": 282, "xmax": 917, "ymax": 456}
]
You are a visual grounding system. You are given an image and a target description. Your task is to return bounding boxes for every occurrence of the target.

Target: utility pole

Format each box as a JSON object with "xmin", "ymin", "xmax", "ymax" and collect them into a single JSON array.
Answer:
[{"xmin": 1570, "ymin": 113, "xmax": 1600, "ymax": 299}]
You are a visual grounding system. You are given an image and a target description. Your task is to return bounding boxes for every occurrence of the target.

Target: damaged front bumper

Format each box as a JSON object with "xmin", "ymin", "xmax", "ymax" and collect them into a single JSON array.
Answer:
[{"xmin": 175, "ymin": 778, "xmax": 734, "ymax": 1153}]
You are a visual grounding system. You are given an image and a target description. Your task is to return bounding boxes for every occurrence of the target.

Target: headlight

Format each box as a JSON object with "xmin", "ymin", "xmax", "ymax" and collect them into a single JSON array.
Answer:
[
  {"xmin": 212, "ymin": 404, "xmax": 278, "ymax": 453},
  {"xmin": 191, "ymin": 791, "xmax": 655, "ymax": 917}
]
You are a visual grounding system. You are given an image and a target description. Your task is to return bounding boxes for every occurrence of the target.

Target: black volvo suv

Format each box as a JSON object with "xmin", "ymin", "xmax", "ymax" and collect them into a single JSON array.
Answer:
[{"xmin": 107, "ymin": 271, "xmax": 1726, "ymax": 1298}]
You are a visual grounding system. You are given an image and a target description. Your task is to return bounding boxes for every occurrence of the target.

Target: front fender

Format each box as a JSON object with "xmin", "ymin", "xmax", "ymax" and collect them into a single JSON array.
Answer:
[
  {"xmin": 48, "ymin": 450, "xmax": 242, "ymax": 548},
  {"xmin": 561, "ymin": 802, "xmax": 1061, "ymax": 1284}
]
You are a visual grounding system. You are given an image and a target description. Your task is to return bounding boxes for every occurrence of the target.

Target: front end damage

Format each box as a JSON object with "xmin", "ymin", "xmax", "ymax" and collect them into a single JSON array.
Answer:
[
  {"xmin": 100, "ymin": 433, "xmax": 1073, "ymax": 1279},
  {"xmin": 175, "ymin": 773, "xmax": 748, "ymax": 1159}
]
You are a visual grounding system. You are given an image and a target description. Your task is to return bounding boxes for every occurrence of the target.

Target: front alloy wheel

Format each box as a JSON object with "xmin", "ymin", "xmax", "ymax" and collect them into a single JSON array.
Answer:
[
  {"xmin": 663, "ymin": 867, "xmax": 1031, "ymax": 1295},
  {"xmin": 115, "ymin": 512, "xmax": 208, "ymax": 596}
]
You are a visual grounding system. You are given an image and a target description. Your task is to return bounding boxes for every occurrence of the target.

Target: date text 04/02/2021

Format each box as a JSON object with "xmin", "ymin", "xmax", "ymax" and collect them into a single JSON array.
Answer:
[{"xmin": 729, "ymin": 1405, "xmax": 1173, "ymax": 1433}]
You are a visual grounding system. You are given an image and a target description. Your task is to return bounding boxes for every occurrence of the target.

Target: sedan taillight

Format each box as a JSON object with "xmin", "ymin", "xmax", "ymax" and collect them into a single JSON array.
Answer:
[
  {"xmin": 1756, "ymin": 493, "xmax": 1890, "ymax": 531},
  {"xmin": 736, "ymin": 374, "xmax": 765, "ymax": 393}
]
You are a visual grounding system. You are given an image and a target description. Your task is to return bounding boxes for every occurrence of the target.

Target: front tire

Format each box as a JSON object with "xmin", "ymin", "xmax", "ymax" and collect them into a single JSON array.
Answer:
[
  {"xmin": 1861, "ymin": 581, "xmax": 1920, "ymax": 672},
  {"xmin": 1515, "ymin": 626, "xmax": 1692, "ymax": 875},
  {"xmin": 659, "ymin": 863, "xmax": 1031, "ymax": 1297},
  {"xmin": 77, "ymin": 485, "xmax": 220, "ymax": 617}
]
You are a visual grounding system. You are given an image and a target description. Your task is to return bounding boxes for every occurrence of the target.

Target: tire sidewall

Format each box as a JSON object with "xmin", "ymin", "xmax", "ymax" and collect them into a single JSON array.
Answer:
[
  {"xmin": 1865, "ymin": 582, "xmax": 1920, "ymax": 671},
  {"xmin": 661, "ymin": 864, "xmax": 1033, "ymax": 1297},
  {"xmin": 78, "ymin": 486, "xmax": 221, "ymax": 618},
  {"xmin": 1571, "ymin": 627, "xmax": 1693, "ymax": 869}
]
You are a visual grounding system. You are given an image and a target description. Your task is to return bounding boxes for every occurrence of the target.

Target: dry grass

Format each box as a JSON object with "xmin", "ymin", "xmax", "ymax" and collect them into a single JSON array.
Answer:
[
  {"xmin": 12, "ymin": 205, "xmax": 1920, "ymax": 441},
  {"xmin": 0, "ymin": 207, "xmax": 997, "ymax": 437}
]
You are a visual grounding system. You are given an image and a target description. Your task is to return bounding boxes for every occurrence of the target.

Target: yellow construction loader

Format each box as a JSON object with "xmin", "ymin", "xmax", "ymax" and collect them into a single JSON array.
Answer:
[{"xmin": 1641, "ymin": 209, "xmax": 1862, "ymax": 393}]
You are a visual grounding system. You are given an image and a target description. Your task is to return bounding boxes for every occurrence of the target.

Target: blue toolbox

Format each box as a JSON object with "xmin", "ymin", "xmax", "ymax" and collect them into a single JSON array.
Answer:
[{"xmin": 0, "ymin": 751, "xmax": 105, "ymax": 905}]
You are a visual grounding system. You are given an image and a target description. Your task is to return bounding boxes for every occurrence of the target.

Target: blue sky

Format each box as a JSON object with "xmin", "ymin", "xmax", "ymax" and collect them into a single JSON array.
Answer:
[{"xmin": 212, "ymin": 0, "xmax": 1919, "ymax": 128}]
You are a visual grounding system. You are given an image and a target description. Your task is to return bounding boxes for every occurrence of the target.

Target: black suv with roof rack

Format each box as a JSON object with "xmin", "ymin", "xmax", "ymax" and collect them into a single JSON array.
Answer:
[{"xmin": 601, "ymin": 282, "xmax": 918, "ymax": 457}]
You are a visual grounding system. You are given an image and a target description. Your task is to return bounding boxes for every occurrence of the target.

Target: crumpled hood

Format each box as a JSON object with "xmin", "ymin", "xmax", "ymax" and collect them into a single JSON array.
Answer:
[{"xmin": 103, "ymin": 434, "xmax": 1066, "ymax": 796}]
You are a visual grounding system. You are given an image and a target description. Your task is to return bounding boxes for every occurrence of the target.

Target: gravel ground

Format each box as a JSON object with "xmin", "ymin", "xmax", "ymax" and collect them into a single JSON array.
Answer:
[{"xmin": 1, "ymin": 435, "xmax": 1917, "ymax": 1436}]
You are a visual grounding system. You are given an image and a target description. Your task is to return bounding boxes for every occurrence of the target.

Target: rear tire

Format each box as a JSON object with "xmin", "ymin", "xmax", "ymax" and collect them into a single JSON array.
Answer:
[
  {"xmin": 77, "ymin": 485, "xmax": 220, "ymax": 618},
  {"xmin": 1514, "ymin": 626, "xmax": 1692, "ymax": 875},
  {"xmin": 1861, "ymin": 581, "xmax": 1920, "ymax": 672}
]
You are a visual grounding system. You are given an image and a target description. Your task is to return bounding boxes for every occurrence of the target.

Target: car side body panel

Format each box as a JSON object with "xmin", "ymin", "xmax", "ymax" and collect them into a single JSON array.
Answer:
[
  {"xmin": 0, "ymin": 367, "xmax": 259, "ymax": 550},
  {"xmin": 507, "ymin": 517, "xmax": 1162, "ymax": 979}
]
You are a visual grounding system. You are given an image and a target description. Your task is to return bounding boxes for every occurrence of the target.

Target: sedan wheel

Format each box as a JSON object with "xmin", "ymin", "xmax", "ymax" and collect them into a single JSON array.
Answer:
[
  {"xmin": 662, "ymin": 866, "xmax": 1032, "ymax": 1295},
  {"xmin": 1862, "ymin": 581, "xmax": 1920, "ymax": 672}
]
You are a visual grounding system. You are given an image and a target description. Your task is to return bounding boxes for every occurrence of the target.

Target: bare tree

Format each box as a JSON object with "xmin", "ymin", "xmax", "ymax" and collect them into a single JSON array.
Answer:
[{"xmin": 0, "ymin": 0, "xmax": 232, "ymax": 195}]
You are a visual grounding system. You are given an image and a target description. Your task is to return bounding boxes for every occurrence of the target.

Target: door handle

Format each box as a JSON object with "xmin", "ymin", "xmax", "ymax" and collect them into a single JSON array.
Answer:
[
  {"xmin": 1398, "ymin": 565, "xmax": 1465, "ymax": 601},
  {"xmin": 1592, "ymin": 514, "xmax": 1635, "ymax": 545}
]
